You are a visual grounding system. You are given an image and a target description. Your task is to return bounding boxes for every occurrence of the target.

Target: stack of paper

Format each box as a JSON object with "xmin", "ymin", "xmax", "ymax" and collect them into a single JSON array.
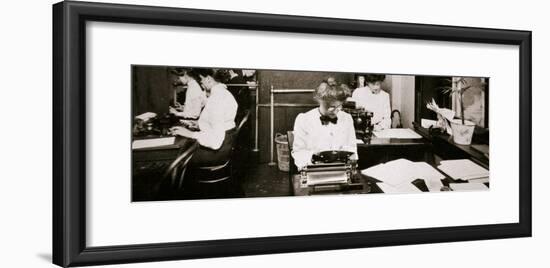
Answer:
[
  {"xmin": 377, "ymin": 182, "xmax": 422, "ymax": 194},
  {"xmin": 449, "ymin": 182, "xmax": 488, "ymax": 191},
  {"xmin": 438, "ymin": 159, "xmax": 489, "ymax": 181},
  {"xmin": 132, "ymin": 137, "xmax": 175, "ymax": 149},
  {"xmin": 135, "ymin": 112, "xmax": 157, "ymax": 121},
  {"xmin": 373, "ymin": 128, "xmax": 422, "ymax": 139},
  {"xmin": 361, "ymin": 159, "xmax": 446, "ymax": 193}
]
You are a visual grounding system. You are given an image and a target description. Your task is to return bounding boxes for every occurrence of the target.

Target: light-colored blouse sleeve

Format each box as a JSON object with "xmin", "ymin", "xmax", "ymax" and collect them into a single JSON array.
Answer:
[
  {"xmin": 351, "ymin": 88, "xmax": 365, "ymax": 109},
  {"xmin": 193, "ymin": 95, "xmax": 227, "ymax": 150},
  {"xmin": 291, "ymin": 113, "xmax": 314, "ymax": 170},
  {"xmin": 181, "ymin": 83, "xmax": 205, "ymax": 119}
]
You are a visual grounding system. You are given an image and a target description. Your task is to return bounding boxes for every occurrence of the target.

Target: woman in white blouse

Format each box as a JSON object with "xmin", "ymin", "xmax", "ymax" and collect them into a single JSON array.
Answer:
[
  {"xmin": 292, "ymin": 82, "xmax": 358, "ymax": 170},
  {"xmin": 169, "ymin": 69, "xmax": 206, "ymax": 119},
  {"xmin": 171, "ymin": 69, "xmax": 238, "ymax": 166},
  {"xmin": 351, "ymin": 74, "xmax": 391, "ymax": 131}
]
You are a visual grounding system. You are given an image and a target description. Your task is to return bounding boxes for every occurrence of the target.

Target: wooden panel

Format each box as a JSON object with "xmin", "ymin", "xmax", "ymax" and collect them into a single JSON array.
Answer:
[
  {"xmin": 255, "ymin": 70, "xmax": 354, "ymax": 163},
  {"xmin": 258, "ymin": 70, "xmax": 354, "ymax": 103},
  {"xmin": 132, "ymin": 65, "xmax": 173, "ymax": 117},
  {"xmin": 414, "ymin": 76, "xmax": 452, "ymax": 123}
]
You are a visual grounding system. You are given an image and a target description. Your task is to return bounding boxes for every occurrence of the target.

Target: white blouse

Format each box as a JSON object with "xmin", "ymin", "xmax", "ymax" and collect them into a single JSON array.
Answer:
[
  {"xmin": 291, "ymin": 108, "xmax": 358, "ymax": 170},
  {"xmin": 193, "ymin": 83, "xmax": 238, "ymax": 150},
  {"xmin": 352, "ymin": 87, "xmax": 391, "ymax": 130},
  {"xmin": 180, "ymin": 79, "xmax": 206, "ymax": 119}
]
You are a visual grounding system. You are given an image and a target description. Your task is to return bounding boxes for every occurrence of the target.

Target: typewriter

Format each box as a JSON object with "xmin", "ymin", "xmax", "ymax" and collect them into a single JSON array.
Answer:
[
  {"xmin": 342, "ymin": 101, "xmax": 374, "ymax": 141},
  {"xmin": 300, "ymin": 150, "xmax": 367, "ymax": 194},
  {"xmin": 133, "ymin": 112, "xmax": 179, "ymax": 137}
]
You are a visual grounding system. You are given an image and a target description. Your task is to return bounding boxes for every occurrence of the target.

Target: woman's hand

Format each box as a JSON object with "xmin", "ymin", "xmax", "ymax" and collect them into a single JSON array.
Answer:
[
  {"xmin": 180, "ymin": 120, "xmax": 199, "ymax": 130},
  {"xmin": 169, "ymin": 106, "xmax": 184, "ymax": 115},
  {"xmin": 170, "ymin": 126, "xmax": 195, "ymax": 138}
]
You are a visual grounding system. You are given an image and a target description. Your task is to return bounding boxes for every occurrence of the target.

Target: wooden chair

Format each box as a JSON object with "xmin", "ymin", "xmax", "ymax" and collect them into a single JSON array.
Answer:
[
  {"xmin": 187, "ymin": 110, "xmax": 251, "ymax": 198},
  {"xmin": 141, "ymin": 141, "xmax": 198, "ymax": 200},
  {"xmin": 286, "ymin": 130, "xmax": 297, "ymax": 195},
  {"xmin": 163, "ymin": 141, "xmax": 199, "ymax": 189}
]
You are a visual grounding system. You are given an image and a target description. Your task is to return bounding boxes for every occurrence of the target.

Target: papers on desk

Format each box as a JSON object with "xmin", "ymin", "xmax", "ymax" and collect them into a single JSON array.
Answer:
[
  {"xmin": 132, "ymin": 137, "xmax": 175, "ymax": 149},
  {"xmin": 362, "ymin": 159, "xmax": 445, "ymax": 193},
  {"xmin": 449, "ymin": 182, "xmax": 488, "ymax": 191},
  {"xmin": 373, "ymin": 128, "xmax": 422, "ymax": 139},
  {"xmin": 377, "ymin": 182, "xmax": 422, "ymax": 194},
  {"xmin": 135, "ymin": 112, "xmax": 157, "ymax": 121},
  {"xmin": 438, "ymin": 159, "xmax": 489, "ymax": 181}
]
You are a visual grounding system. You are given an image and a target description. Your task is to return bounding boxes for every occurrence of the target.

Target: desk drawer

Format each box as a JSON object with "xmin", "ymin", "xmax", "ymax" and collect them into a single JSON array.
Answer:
[{"xmin": 133, "ymin": 148, "xmax": 181, "ymax": 162}]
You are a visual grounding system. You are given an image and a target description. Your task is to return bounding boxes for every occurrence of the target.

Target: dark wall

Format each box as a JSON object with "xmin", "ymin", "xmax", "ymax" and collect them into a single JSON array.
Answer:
[
  {"xmin": 414, "ymin": 76, "xmax": 452, "ymax": 123},
  {"xmin": 256, "ymin": 70, "xmax": 354, "ymax": 163},
  {"xmin": 132, "ymin": 65, "xmax": 174, "ymax": 117}
]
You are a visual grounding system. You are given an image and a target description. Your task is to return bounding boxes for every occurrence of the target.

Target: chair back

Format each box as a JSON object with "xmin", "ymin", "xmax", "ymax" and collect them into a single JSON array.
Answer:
[
  {"xmin": 286, "ymin": 131, "xmax": 297, "ymax": 175},
  {"xmin": 236, "ymin": 110, "xmax": 251, "ymax": 135},
  {"xmin": 286, "ymin": 130, "xmax": 297, "ymax": 195},
  {"xmin": 163, "ymin": 141, "xmax": 198, "ymax": 188},
  {"xmin": 193, "ymin": 109, "xmax": 250, "ymax": 184}
]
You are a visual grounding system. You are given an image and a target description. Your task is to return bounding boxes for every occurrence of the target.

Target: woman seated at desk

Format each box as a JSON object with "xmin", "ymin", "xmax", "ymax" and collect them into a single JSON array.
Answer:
[
  {"xmin": 292, "ymin": 82, "xmax": 358, "ymax": 170},
  {"xmin": 171, "ymin": 68, "xmax": 238, "ymax": 166},
  {"xmin": 169, "ymin": 68, "xmax": 207, "ymax": 120},
  {"xmin": 352, "ymin": 74, "xmax": 391, "ymax": 131}
]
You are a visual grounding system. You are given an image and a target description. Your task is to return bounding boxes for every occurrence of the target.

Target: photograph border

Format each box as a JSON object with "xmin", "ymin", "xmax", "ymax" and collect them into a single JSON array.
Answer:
[{"xmin": 53, "ymin": 1, "xmax": 532, "ymax": 266}]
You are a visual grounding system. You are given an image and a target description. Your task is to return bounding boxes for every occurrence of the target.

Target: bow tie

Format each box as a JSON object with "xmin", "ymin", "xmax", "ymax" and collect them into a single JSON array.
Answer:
[{"xmin": 320, "ymin": 115, "xmax": 338, "ymax": 125}]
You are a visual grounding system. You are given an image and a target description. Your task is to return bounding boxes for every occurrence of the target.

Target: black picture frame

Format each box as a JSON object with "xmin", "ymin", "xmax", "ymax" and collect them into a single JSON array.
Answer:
[{"xmin": 53, "ymin": 1, "xmax": 532, "ymax": 267}]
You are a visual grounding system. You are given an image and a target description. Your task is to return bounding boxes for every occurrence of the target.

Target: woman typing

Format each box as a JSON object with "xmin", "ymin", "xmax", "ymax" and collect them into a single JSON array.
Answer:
[
  {"xmin": 169, "ymin": 68, "xmax": 206, "ymax": 120},
  {"xmin": 292, "ymin": 82, "xmax": 358, "ymax": 170},
  {"xmin": 171, "ymin": 69, "xmax": 238, "ymax": 166},
  {"xmin": 351, "ymin": 74, "xmax": 391, "ymax": 131}
]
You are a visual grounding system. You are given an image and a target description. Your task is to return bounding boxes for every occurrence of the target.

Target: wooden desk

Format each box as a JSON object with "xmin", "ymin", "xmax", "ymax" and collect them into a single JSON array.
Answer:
[
  {"xmin": 132, "ymin": 136, "xmax": 197, "ymax": 201},
  {"xmin": 413, "ymin": 125, "xmax": 489, "ymax": 169},
  {"xmin": 287, "ymin": 128, "xmax": 490, "ymax": 196},
  {"xmin": 356, "ymin": 137, "xmax": 433, "ymax": 169},
  {"xmin": 133, "ymin": 136, "xmax": 196, "ymax": 163},
  {"xmin": 132, "ymin": 136, "xmax": 197, "ymax": 178}
]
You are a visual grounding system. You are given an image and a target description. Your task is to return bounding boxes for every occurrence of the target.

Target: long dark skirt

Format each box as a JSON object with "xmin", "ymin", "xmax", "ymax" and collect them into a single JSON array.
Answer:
[{"xmin": 188, "ymin": 128, "xmax": 237, "ymax": 167}]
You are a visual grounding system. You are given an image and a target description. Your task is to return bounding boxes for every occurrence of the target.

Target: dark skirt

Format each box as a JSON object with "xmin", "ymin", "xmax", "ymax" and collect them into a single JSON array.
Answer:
[{"xmin": 188, "ymin": 128, "xmax": 237, "ymax": 167}]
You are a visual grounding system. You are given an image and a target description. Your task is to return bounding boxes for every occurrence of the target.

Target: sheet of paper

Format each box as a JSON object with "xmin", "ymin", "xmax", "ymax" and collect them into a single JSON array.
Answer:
[
  {"xmin": 373, "ymin": 128, "xmax": 422, "ymax": 139},
  {"xmin": 424, "ymin": 178, "xmax": 444, "ymax": 192},
  {"xmin": 362, "ymin": 159, "xmax": 445, "ymax": 188},
  {"xmin": 135, "ymin": 112, "xmax": 157, "ymax": 121},
  {"xmin": 438, "ymin": 159, "xmax": 489, "ymax": 180},
  {"xmin": 409, "ymin": 162, "xmax": 446, "ymax": 181},
  {"xmin": 449, "ymin": 182, "xmax": 488, "ymax": 191},
  {"xmin": 468, "ymin": 177, "xmax": 490, "ymax": 184},
  {"xmin": 132, "ymin": 137, "xmax": 175, "ymax": 149},
  {"xmin": 361, "ymin": 159, "xmax": 416, "ymax": 186},
  {"xmin": 377, "ymin": 182, "xmax": 422, "ymax": 194},
  {"xmin": 356, "ymin": 139, "xmax": 364, "ymax": 144}
]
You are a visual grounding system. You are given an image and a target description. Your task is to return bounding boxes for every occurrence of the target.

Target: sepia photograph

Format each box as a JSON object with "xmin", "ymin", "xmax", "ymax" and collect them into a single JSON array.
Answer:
[
  {"xmin": 48, "ymin": 1, "xmax": 533, "ymax": 267},
  {"xmin": 131, "ymin": 66, "xmax": 490, "ymax": 201}
]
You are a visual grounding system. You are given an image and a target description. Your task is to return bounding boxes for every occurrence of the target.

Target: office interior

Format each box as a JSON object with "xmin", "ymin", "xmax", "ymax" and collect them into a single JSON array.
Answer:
[{"xmin": 132, "ymin": 65, "xmax": 490, "ymax": 201}]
